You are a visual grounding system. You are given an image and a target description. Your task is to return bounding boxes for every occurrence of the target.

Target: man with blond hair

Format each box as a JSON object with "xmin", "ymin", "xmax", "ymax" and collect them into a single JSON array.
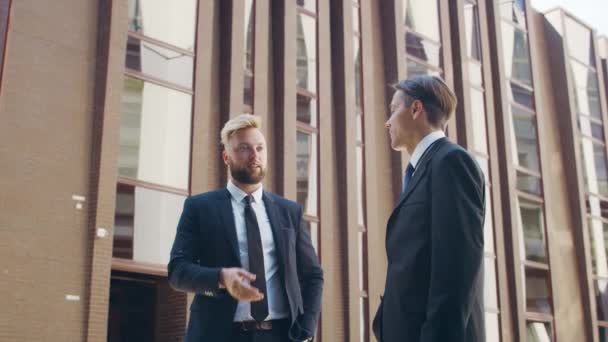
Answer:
[
  {"xmin": 169, "ymin": 114, "xmax": 323, "ymax": 342},
  {"xmin": 373, "ymin": 76, "xmax": 486, "ymax": 342}
]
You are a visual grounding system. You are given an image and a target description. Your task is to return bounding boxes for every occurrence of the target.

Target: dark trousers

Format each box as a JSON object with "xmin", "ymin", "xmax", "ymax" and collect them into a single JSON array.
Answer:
[{"xmin": 229, "ymin": 319, "xmax": 290, "ymax": 342}]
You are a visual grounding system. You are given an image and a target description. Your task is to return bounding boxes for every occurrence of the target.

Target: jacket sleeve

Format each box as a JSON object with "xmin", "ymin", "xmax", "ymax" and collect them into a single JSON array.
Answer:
[
  {"xmin": 167, "ymin": 197, "xmax": 223, "ymax": 294},
  {"xmin": 419, "ymin": 149, "xmax": 485, "ymax": 342},
  {"xmin": 291, "ymin": 204, "xmax": 324, "ymax": 340}
]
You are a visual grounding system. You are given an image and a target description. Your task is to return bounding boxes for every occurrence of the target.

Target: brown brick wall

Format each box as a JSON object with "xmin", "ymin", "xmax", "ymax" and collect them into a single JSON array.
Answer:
[{"xmin": 156, "ymin": 280, "xmax": 187, "ymax": 342}]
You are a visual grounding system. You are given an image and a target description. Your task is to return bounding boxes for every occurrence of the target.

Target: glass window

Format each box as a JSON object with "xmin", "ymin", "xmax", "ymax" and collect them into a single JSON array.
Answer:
[
  {"xmin": 469, "ymin": 61, "xmax": 483, "ymax": 87},
  {"xmin": 352, "ymin": 5, "xmax": 360, "ymax": 35},
  {"xmin": 501, "ymin": 22, "xmax": 533, "ymax": 86},
  {"xmin": 297, "ymin": 94, "xmax": 318, "ymax": 127},
  {"xmin": 599, "ymin": 327, "xmax": 608, "ymax": 341},
  {"xmin": 597, "ymin": 279, "xmax": 608, "ymax": 321},
  {"xmin": 517, "ymin": 171, "xmax": 542, "ymax": 196},
  {"xmin": 464, "ymin": 2, "xmax": 482, "ymax": 61},
  {"xmin": 485, "ymin": 312, "xmax": 501, "ymax": 342},
  {"xmin": 118, "ymin": 77, "xmax": 192, "ymax": 190},
  {"xmin": 500, "ymin": 0, "xmax": 527, "ymax": 28},
  {"xmin": 508, "ymin": 82, "xmax": 535, "ymax": 109},
  {"xmin": 580, "ymin": 138, "xmax": 608, "ymax": 197},
  {"xmin": 296, "ymin": 13, "xmax": 317, "ymax": 93},
  {"xmin": 406, "ymin": 32, "xmax": 443, "ymax": 68},
  {"xmin": 526, "ymin": 321, "xmax": 552, "ymax": 342},
  {"xmin": 484, "ymin": 185, "xmax": 495, "ymax": 254},
  {"xmin": 125, "ymin": 36, "xmax": 194, "ymax": 89},
  {"xmin": 484, "ymin": 257, "xmax": 499, "ymax": 310},
  {"xmin": 578, "ymin": 115, "xmax": 605, "ymax": 141},
  {"xmin": 403, "ymin": 0, "xmax": 441, "ymax": 42},
  {"xmin": 243, "ymin": 0, "xmax": 254, "ymax": 114},
  {"xmin": 565, "ymin": 16, "xmax": 595, "ymax": 67},
  {"xmin": 128, "ymin": 0, "xmax": 197, "ymax": 51},
  {"xmin": 297, "ymin": 131, "xmax": 318, "ymax": 216},
  {"xmin": 356, "ymin": 144, "xmax": 365, "ymax": 226},
  {"xmin": 470, "ymin": 88, "xmax": 488, "ymax": 155},
  {"xmin": 587, "ymin": 196, "xmax": 608, "ymax": 221},
  {"xmin": 524, "ymin": 267, "xmax": 553, "ymax": 314},
  {"xmin": 511, "ymin": 106, "xmax": 540, "ymax": 171},
  {"xmin": 354, "ymin": 36, "xmax": 363, "ymax": 109},
  {"xmin": 114, "ymin": 184, "xmax": 135, "ymax": 259},
  {"xmin": 589, "ymin": 218, "xmax": 608, "ymax": 277},
  {"xmin": 297, "ymin": 0, "xmax": 316, "ymax": 13},
  {"xmin": 570, "ymin": 60, "xmax": 601, "ymax": 118},
  {"xmin": 113, "ymin": 183, "xmax": 186, "ymax": 265},
  {"xmin": 406, "ymin": 58, "xmax": 441, "ymax": 77},
  {"xmin": 517, "ymin": 198, "xmax": 547, "ymax": 263},
  {"xmin": 302, "ymin": 220, "xmax": 319, "ymax": 255}
]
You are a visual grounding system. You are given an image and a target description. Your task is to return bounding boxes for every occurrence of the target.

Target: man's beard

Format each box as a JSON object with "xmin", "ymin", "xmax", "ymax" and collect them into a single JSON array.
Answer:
[{"xmin": 229, "ymin": 162, "xmax": 266, "ymax": 184}]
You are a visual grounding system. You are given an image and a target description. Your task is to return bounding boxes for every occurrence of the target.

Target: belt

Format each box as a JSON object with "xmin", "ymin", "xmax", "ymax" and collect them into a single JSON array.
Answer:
[{"xmin": 233, "ymin": 319, "xmax": 286, "ymax": 332}]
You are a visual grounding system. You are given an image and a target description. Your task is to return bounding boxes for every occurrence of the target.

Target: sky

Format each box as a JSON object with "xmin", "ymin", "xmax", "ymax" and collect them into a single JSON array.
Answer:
[{"xmin": 530, "ymin": 0, "xmax": 608, "ymax": 36}]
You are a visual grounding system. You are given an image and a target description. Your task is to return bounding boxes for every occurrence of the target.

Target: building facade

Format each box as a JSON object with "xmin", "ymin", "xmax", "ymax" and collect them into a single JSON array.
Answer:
[{"xmin": 2, "ymin": 0, "xmax": 608, "ymax": 341}]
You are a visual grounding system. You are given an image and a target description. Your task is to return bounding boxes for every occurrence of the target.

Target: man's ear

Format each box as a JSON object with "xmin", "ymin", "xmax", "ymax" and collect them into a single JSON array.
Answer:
[
  {"xmin": 411, "ymin": 99, "xmax": 424, "ymax": 119},
  {"xmin": 222, "ymin": 149, "xmax": 229, "ymax": 165}
]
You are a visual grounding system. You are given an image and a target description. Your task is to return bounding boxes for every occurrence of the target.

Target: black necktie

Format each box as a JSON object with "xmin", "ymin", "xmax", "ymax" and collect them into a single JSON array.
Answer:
[
  {"xmin": 402, "ymin": 163, "xmax": 415, "ymax": 193},
  {"xmin": 244, "ymin": 195, "xmax": 269, "ymax": 321}
]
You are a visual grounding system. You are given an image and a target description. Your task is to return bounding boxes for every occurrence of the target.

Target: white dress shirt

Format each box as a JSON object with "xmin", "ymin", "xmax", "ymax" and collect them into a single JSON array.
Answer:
[
  {"xmin": 227, "ymin": 180, "xmax": 289, "ymax": 322},
  {"xmin": 409, "ymin": 130, "xmax": 446, "ymax": 172}
]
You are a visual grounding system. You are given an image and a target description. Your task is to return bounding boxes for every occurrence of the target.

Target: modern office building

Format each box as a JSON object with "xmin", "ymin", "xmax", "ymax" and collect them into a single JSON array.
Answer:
[{"xmin": 2, "ymin": 0, "xmax": 608, "ymax": 341}]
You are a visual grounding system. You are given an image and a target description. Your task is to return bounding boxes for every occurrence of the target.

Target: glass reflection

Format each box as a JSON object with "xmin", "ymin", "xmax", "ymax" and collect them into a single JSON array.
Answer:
[
  {"xmin": 296, "ymin": 13, "xmax": 317, "ymax": 93},
  {"xmin": 501, "ymin": 22, "xmax": 532, "ymax": 86},
  {"xmin": 517, "ymin": 171, "xmax": 542, "ymax": 196},
  {"xmin": 244, "ymin": 72, "xmax": 254, "ymax": 114},
  {"xmin": 570, "ymin": 60, "xmax": 601, "ymax": 118},
  {"xmin": 403, "ymin": 0, "xmax": 441, "ymax": 42},
  {"xmin": 297, "ymin": 131, "xmax": 318, "ymax": 216},
  {"xmin": 406, "ymin": 58, "xmax": 441, "ymax": 77},
  {"xmin": 600, "ymin": 327, "xmax": 608, "ymax": 342},
  {"xmin": 511, "ymin": 107, "xmax": 540, "ymax": 171},
  {"xmin": 128, "ymin": 0, "xmax": 197, "ymax": 51},
  {"xmin": 580, "ymin": 138, "xmax": 608, "ymax": 197},
  {"xmin": 352, "ymin": 5, "xmax": 360, "ymax": 35},
  {"xmin": 484, "ymin": 183, "xmax": 495, "ymax": 254},
  {"xmin": 484, "ymin": 257, "xmax": 499, "ymax": 310},
  {"xmin": 524, "ymin": 267, "xmax": 552, "ymax": 314},
  {"xmin": 589, "ymin": 218, "xmax": 608, "ymax": 277},
  {"xmin": 244, "ymin": 0, "xmax": 255, "ymax": 72},
  {"xmin": 500, "ymin": 0, "xmax": 527, "ymax": 28},
  {"xmin": 470, "ymin": 88, "xmax": 488, "ymax": 154},
  {"xmin": 526, "ymin": 321, "xmax": 552, "ymax": 342},
  {"xmin": 509, "ymin": 82, "xmax": 535, "ymax": 109},
  {"xmin": 302, "ymin": 220, "xmax": 319, "ymax": 255},
  {"xmin": 586, "ymin": 196, "xmax": 608, "ymax": 221},
  {"xmin": 517, "ymin": 198, "xmax": 547, "ymax": 263},
  {"xmin": 406, "ymin": 32, "xmax": 442, "ymax": 68},
  {"xmin": 354, "ymin": 35, "xmax": 363, "ymax": 109},
  {"xmin": 125, "ymin": 36, "xmax": 194, "ymax": 89},
  {"xmin": 464, "ymin": 2, "xmax": 481, "ymax": 61},
  {"xmin": 118, "ymin": 77, "xmax": 192, "ymax": 190},
  {"xmin": 578, "ymin": 115, "xmax": 604, "ymax": 140},
  {"xmin": 113, "ymin": 183, "xmax": 186, "ymax": 265},
  {"xmin": 356, "ymin": 144, "xmax": 365, "ymax": 226},
  {"xmin": 297, "ymin": 0, "xmax": 316, "ymax": 13},
  {"xmin": 485, "ymin": 312, "xmax": 501, "ymax": 342},
  {"xmin": 297, "ymin": 94, "xmax": 318, "ymax": 127},
  {"xmin": 565, "ymin": 16, "xmax": 595, "ymax": 66},
  {"xmin": 469, "ymin": 61, "xmax": 483, "ymax": 87},
  {"xmin": 598, "ymin": 280, "xmax": 608, "ymax": 321}
]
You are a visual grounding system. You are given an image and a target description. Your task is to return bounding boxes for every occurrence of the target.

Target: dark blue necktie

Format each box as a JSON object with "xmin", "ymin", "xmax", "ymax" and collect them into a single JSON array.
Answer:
[{"xmin": 402, "ymin": 163, "xmax": 415, "ymax": 193}]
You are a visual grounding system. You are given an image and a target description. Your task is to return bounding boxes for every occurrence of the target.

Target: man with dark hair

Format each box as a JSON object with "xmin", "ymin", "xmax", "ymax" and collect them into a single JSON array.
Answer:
[
  {"xmin": 372, "ymin": 75, "xmax": 486, "ymax": 342},
  {"xmin": 169, "ymin": 114, "xmax": 323, "ymax": 342}
]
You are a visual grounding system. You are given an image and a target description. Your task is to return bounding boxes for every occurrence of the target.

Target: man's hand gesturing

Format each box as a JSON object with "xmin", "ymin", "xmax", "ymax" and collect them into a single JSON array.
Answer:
[{"xmin": 219, "ymin": 268, "xmax": 265, "ymax": 302}]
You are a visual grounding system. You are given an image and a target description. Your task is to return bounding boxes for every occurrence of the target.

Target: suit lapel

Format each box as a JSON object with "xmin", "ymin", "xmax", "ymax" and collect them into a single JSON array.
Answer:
[
  {"xmin": 217, "ymin": 189, "xmax": 241, "ymax": 266},
  {"xmin": 262, "ymin": 192, "xmax": 287, "ymax": 279}
]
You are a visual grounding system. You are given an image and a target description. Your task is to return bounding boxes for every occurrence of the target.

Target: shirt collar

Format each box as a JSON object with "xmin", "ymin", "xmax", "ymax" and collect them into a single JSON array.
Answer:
[
  {"xmin": 409, "ymin": 130, "xmax": 445, "ymax": 168},
  {"xmin": 227, "ymin": 180, "xmax": 264, "ymax": 204}
]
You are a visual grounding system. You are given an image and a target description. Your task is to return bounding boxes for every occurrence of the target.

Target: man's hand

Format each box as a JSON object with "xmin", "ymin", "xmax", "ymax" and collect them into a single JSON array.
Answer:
[{"xmin": 219, "ymin": 268, "xmax": 265, "ymax": 302}]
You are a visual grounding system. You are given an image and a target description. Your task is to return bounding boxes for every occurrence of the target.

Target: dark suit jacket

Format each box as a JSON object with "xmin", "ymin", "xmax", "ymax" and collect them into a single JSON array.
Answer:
[
  {"xmin": 373, "ymin": 138, "xmax": 486, "ymax": 342},
  {"xmin": 168, "ymin": 189, "xmax": 323, "ymax": 341}
]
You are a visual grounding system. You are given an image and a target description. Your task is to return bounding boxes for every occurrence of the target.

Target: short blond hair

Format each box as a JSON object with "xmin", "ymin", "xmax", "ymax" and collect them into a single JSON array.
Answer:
[{"xmin": 221, "ymin": 114, "xmax": 262, "ymax": 147}]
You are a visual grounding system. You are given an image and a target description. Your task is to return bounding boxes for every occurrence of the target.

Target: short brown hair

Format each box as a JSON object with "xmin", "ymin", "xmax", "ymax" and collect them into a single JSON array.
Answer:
[{"xmin": 392, "ymin": 75, "xmax": 457, "ymax": 127}]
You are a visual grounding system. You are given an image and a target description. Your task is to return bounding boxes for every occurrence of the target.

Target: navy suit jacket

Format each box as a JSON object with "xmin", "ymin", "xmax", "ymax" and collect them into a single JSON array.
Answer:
[
  {"xmin": 373, "ymin": 138, "xmax": 486, "ymax": 342},
  {"xmin": 168, "ymin": 189, "xmax": 323, "ymax": 341}
]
